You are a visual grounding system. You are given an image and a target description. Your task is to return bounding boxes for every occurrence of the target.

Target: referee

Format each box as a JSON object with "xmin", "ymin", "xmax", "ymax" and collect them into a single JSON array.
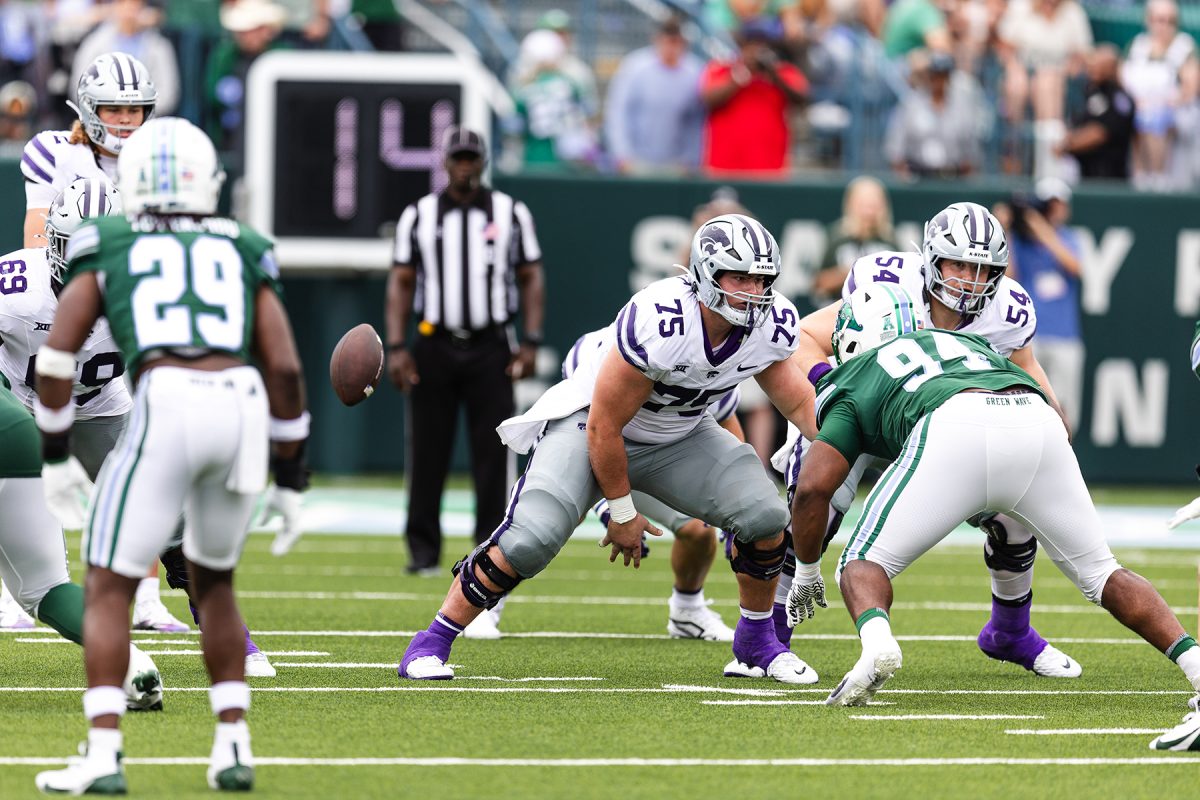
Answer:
[{"xmin": 386, "ymin": 126, "xmax": 545, "ymax": 575}]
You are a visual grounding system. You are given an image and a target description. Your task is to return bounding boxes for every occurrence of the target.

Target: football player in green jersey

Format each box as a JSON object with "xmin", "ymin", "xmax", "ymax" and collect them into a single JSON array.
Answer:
[
  {"xmin": 33, "ymin": 117, "xmax": 309, "ymax": 794},
  {"xmin": 785, "ymin": 285, "xmax": 1200, "ymax": 751}
]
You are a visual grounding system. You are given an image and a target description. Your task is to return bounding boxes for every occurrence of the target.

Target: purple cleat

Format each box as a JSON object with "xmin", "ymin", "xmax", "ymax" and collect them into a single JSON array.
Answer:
[
  {"xmin": 978, "ymin": 595, "xmax": 1081, "ymax": 678},
  {"xmin": 399, "ymin": 614, "xmax": 462, "ymax": 680},
  {"xmin": 190, "ymin": 602, "xmax": 275, "ymax": 676},
  {"xmin": 723, "ymin": 615, "xmax": 817, "ymax": 684}
]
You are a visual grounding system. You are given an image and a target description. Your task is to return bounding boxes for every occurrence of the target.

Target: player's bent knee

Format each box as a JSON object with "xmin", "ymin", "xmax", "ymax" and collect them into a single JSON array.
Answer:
[
  {"xmin": 730, "ymin": 534, "xmax": 788, "ymax": 581},
  {"xmin": 983, "ymin": 530, "xmax": 1038, "ymax": 574},
  {"xmin": 454, "ymin": 544, "xmax": 521, "ymax": 609},
  {"xmin": 674, "ymin": 519, "xmax": 714, "ymax": 542},
  {"xmin": 1076, "ymin": 557, "xmax": 1122, "ymax": 605}
]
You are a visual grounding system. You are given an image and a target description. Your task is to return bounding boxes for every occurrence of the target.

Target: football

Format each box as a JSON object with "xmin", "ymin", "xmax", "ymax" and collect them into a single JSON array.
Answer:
[{"xmin": 329, "ymin": 323, "xmax": 384, "ymax": 406}]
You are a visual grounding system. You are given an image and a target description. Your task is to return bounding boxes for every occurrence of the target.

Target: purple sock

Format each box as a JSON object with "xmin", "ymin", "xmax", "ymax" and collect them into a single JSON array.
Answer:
[
  {"xmin": 244, "ymin": 627, "xmax": 260, "ymax": 656},
  {"xmin": 989, "ymin": 593, "xmax": 1032, "ymax": 633},
  {"xmin": 189, "ymin": 602, "xmax": 200, "ymax": 626},
  {"xmin": 732, "ymin": 614, "xmax": 786, "ymax": 667},
  {"xmin": 400, "ymin": 613, "xmax": 463, "ymax": 675},
  {"xmin": 978, "ymin": 594, "xmax": 1046, "ymax": 669},
  {"xmin": 772, "ymin": 603, "xmax": 792, "ymax": 648}
]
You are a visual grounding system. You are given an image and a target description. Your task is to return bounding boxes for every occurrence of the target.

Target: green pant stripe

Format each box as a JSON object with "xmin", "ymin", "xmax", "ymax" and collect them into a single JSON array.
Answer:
[
  {"xmin": 95, "ymin": 387, "xmax": 152, "ymax": 569},
  {"xmin": 841, "ymin": 416, "xmax": 930, "ymax": 567}
]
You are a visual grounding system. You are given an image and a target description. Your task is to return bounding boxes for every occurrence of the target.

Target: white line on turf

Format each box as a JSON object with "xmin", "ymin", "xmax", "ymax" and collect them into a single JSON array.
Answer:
[
  {"xmin": 702, "ymin": 700, "xmax": 893, "ymax": 706},
  {"xmin": 2, "ymin": 756, "xmax": 1200, "ymax": 767},
  {"xmin": 850, "ymin": 715, "xmax": 1045, "ymax": 721},
  {"xmin": 268, "ymin": 665, "xmax": 606, "ymax": 681},
  {"xmin": 1005, "ymin": 729, "xmax": 1164, "ymax": 736}
]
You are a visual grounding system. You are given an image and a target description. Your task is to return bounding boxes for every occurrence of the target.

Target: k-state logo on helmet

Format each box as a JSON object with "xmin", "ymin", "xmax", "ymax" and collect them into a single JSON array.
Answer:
[{"xmin": 698, "ymin": 222, "xmax": 734, "ymax": 257}]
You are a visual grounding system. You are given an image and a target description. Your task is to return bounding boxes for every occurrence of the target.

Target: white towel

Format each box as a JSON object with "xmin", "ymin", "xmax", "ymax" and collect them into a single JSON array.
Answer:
[{"xmin": 497, "ymin": 379, "xmax": 591, "ymax": 454}]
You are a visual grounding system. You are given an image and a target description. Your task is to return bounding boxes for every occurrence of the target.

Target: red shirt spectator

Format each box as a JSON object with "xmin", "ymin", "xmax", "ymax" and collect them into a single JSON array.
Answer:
[{"xmin": 700, "ymin": 24, "xmax": 807, "ymax": 174}]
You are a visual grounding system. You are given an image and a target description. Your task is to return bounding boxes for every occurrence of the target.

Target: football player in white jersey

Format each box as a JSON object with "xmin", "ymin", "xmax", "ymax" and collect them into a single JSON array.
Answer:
[
  {"xmin": 462, "ymin": 327, "xmax": 743, "ymax": 642},
  {"xmin": 12, "ymin": 51, "xmax": 193, "ymax": 633},
  {"xmin": 775, "ymin": 201, "xmax": 1081, "ymax": 678},
  {"xmin": 399, "ymin": 213, "xmax": 822, "ymax": 684}
]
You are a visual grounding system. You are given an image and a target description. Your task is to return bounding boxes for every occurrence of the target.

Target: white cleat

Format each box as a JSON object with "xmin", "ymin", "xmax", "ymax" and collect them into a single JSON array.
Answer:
[
  {"xmin": 35, "ymin": 744, "xmax": 126, "ymax": 795},
  {"xmin": 131, "ymin": 599, "xmax": 189, "ymax": 633},
  {"xmin": 0, "ymin": 591, "xmax": 35, "ymax": 629},
  {"xmin": 207, "ymin": 721, "xmax": 255, "ymax": 791},
  {"xmin": 825, "ymin": 646, "xmax": 903, "ymax": 706},
  {"xmin": 1150, "ymin": 696, "xmax": 1200, "ymax": 751},
  {"xmin": 1030, "ymin": 644, "xmax": 1082, "ymax": 678},
  {"xmin": 723, "ymin": 651, "xmax": 819, "ymax": 685},
  {"xmin": 462, "ymin": 610, "xmax": 502, "ymax": 640},
  {"xmin": 400, "ymin": 655, "xmax": 454, "ymax": 680},
  {"xmin": 668, "ymin": 604, "xmax": 735, "ymax": 642},
  {"xmin": 244, "ymin": 651, "xmax": 277, "ymax": 678},
  {"xmin": 124, "ymin": 645, "xmax": 163, "ymax": 712}
]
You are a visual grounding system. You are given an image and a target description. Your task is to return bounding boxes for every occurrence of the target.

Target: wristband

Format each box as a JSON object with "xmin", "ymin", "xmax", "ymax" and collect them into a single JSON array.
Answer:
[
  {"xmin": 272, "ymin": 443, "xmax": 310, "ymax": 492},
  {"xmin": 42, "ymin": 431, "xmax": 71, "ymax": 464},
  {"xmin": 34, "ymin": 397, "xmax": 76, "ymax": 434},
  {"xmin": 606, "ymin": 494, "xmax": 637, "ymax": 524},
  {"xmin": 795, "ymin": 561, "xmax": 822, "ymax": 582},
  {"xmin": 269, "ymin": 411, "xmax": 311, "ymax": 442},
  {"xmin": 35, "ymin": 345, "xmax": 77, "ymax": 380},
  {"xmin": 522, "ymin": 335, "xmax": 542, "ymax": 348},
  {"xmin": 808, "ymin": 362, "xmax": 833, "ymax": 386}
]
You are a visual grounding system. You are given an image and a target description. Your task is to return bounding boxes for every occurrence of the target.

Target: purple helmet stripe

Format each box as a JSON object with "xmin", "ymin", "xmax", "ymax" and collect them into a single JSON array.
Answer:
[
  {"xmin": 96, "ymin": 183, "xmax": 107, "ymax": 216},
  {"xmin": 21, "ymin": 153, "xmax": 52, "ymax": 183},
  {"xmin": 111, "ymin": 54, "xmax": 128, "ymax": 90},
  {"xmin": 82, "ymin": 181, "xmax": 92, "ymax": 217},
  {"xmin": 741, "ymin": 215, "xmax": 761, "ymax": 254}
]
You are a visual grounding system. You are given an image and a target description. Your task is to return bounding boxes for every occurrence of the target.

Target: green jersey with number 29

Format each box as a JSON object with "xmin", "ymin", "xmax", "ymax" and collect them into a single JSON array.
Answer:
[
  {"xmin": 814, "ymin": 329, "xmax": 1044, "ymax": 464},
  {"xmin": 63, "ymin": 215, "xmax": 282, "ymax": 376}
]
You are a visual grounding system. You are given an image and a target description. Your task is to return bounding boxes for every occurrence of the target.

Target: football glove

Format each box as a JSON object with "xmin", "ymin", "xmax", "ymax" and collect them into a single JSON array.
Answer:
[
  {"xmin": 41, "ymin": 456, "xmax": 94, "ymax": 530},
  {"xmin": 259, "ymin": 485, "xmax": 304, "ymax": 556},
  {"xmin": 1168, "ymin": 495, "xmax": 1200, "ymax": 530},
  {"xmin": 785, "ymin": 561, "xmax": 827, "ymax": 628}
]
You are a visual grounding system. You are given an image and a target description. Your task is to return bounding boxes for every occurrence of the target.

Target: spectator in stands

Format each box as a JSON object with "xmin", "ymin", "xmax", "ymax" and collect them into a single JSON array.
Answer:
[
  {"xmin": 700, "ymin": 19, "xmax": 807, "ymax": 175},
  {"xmin": 884, "ymin": 50, "xmax": 987, "ymax": 179},
  {"xmin": 349, "ymin": 0, "xmax": 406, "ymax": 52},
  {"xmin": 71, "ymin": 0, "xmax": 180, "ymax": 115},
  {"xmin": 273, "ymin": 0, "xmax": 333, "ymax": 47},
  {"xmin": 1056, "ymin": 44, "xmax": 1135, "ymax": 180},
  {"xmin": 705, "ymin": 0, "xmax": 823, "ymax": 54},
  {"xmin": 1121, "ymin": 0, "xmax": 1197, "ymax": 190},
  {"xmin": 206, "ymin": 0, "xmax": 290, "ymax": 155},
  {"xmin": 996, "ymin": 0, "xmax": 1092, "ymax": 175},
  {"xmin": 1173, "ymin": 60, "xmax": 1200, "ymax": 190},
  {"xmin": 882, "ymin": 0, "xmax": 950, "ymax": 61},
  {"xmin": 0, "ymin": 79, "xmax": 34, "ymax": 146},
  {"xmin": 604, "ymin": 17, "xmax": 705, "ymax": 175},
  {"xmin": 813, "ymin": 175, "xmax": 897, "ymax": 307},
  {"xmin": 511, "ymin": 29, "xmax": 597, "ymax": 170},
  {"xmin": 509, "ymin": 9, "xmax": 598, "ymax": 126},
  {"xmin": 0, "ymin": 1, "xmax": 36, "ymax": 86},
  {"xmin": 995, "ymin": 177, "xmax": 1084, "ymax": 429}
]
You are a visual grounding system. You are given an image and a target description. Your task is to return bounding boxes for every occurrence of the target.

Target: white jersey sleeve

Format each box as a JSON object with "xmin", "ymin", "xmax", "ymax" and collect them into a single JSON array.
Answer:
[
  {"xmin": 0, "ymin": 247, "xmax": 131, "ymax": 418},
  {"xmin": 21, "ymin": 131, "xmax": 113, "ymax": 210},
  {"xmin": 962, "ymin": 276, "xmax": 1038, "ymax": 357}
]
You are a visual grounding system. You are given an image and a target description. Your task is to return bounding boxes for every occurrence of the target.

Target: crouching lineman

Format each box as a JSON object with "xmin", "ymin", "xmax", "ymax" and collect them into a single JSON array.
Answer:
[
  {"xmin": 400, "ymin": 213, "xmax": 821, "ymax": 683},
  {"xmin": 775, "ymin": 201, "xmax": 1080, "ymax": 678},
  {"xmin": 34, "ymin": 117, "xmax": 309, "ymax": 794},
  {"xmin": 785, "ymin": 285, "xmax": 1200, "ymax": 752}
]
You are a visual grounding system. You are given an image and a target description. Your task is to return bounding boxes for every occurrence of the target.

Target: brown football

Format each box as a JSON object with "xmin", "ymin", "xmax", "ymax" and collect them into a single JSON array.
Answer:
[{"xmin": 330, "ymin": 323, "xmax": 384, "ymax": 406}]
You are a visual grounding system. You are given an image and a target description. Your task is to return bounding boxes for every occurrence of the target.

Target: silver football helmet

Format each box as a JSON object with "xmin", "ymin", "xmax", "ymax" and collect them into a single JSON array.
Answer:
[
  {"xmin": 69, "ymin": 52, "xmax": 157, "ymax": 155},
  {"xmin": 44, "ymin": 177, "xmax": 122, "ymax": 287},
  {"xmin": 922, "ymin": 201, "xmax": 1009, "ymax": 315},
  {"xmin": 687, "ymin": 213, "xmax": 779, "ymax": 329},
  {"xmin": 833, "ymin": 284, "xmax": 923, "ymax": 365},
  {"xmin": 118, "ymin": 117, "xmax": 226, "ymax": 216}
]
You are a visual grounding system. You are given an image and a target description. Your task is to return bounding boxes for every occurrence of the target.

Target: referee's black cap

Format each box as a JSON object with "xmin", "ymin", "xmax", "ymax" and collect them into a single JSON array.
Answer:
[{"xmin": 443, "ymin": 126, "xmax": 487, "ymax": 158}]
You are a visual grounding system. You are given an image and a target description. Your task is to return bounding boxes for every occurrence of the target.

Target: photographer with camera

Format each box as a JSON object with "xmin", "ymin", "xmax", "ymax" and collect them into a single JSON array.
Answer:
[
  {"xmin": 700, "ymin": 18, "xmax": 808, "ymax": 175},
  {"xmin": 994, "ymin": 177, "xmax": 1085, "ymax": 430}
]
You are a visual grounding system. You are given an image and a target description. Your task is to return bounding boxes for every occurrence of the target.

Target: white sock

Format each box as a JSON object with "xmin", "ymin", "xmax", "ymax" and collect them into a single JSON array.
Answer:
[
  {"xmin": 1177, "ymin": 647, "xmax": 1200, "ymax": 692},
  {"xmin": 774, "ymin": 572, "xmax": 793, "ymax": 605},
  {"xmin": 134, "ymin": 577, "xmax": 160, "ymax": 605},
  {"xmin": 491, "ymin": 595, "xmax": 507, "ymax": 621},
  {"xmin": 86, "ymin": 728, "xmax": 123, "ymax": 769},
  {"xmin": 858, "ymin": 615, "xmax": 896, "ymax": 655},
  {"xmin": 670, "ymin": 588, "xmax": 706, "ymax": 609},
  {"xmin": 740, "ymin": 606, "xmax": 772, "ymax": 621},
  {"xmin": 212, "ymin": 720, "xmax": 253, "ymax": 765}
]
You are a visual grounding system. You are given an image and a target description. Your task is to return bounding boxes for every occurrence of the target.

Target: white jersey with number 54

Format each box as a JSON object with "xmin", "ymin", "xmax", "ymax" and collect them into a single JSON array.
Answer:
[
  {"xmin": 844, "ymin": 251, "xmax": 1037, "ymax": 357},
  {"xmin": 0, "ymin": 247, "xmax": 131, "ymax": 418}
]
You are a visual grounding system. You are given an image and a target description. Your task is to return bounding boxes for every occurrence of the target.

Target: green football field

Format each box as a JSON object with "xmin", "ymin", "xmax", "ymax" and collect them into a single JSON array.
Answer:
[{"xmin": 3, "ymin": 493, "xmax": 1200, "ymax": 798}]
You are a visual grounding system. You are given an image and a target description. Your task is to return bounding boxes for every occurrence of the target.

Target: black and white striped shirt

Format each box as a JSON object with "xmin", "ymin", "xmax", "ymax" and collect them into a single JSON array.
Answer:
[{"xmin": 393, "ymin": 189, "xmax": 541, "ymax": 332}]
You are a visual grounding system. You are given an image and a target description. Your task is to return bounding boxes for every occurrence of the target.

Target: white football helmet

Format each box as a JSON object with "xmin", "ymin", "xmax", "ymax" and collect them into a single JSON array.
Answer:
[
  {"xmin": 833, "ymin": 284, "xmax": 923, "ymax": 364},
  {"xmin": 922, "ymin": 201, "xmax": 1009, "ymax": 315},
  {"xmin": 69, "ymin": 52, "xmax": 157, "ymax": 155},
  {"xmin": 44, "ymin": 177, "xmax": 122, "ymax": 288},
  {"xmin": 118, "ymin": 117, "xmax": 226, "ymax": 216},
  {"xmin": 688, "ymin": 213, "xmax": 779, "ymax": 329}
]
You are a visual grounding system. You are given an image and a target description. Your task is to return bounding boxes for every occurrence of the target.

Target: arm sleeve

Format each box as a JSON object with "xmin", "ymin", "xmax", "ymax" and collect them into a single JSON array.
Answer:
[{"xmin": 815, "ymin": 401, "xmax": 865, "ymax": 464}]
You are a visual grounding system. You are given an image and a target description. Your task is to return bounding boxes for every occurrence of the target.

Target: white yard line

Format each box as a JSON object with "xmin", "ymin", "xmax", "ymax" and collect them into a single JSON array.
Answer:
[
  {"xmin": 2, "ymin": 756, "xmax": 1199, "ymax": 767},
  {"xmin": 702, "ymin": 700, "xmax": 893, "ymax": 706},
  {"xmin": 1005, "ymin": 728, "xmax": 1164, "ymax": 736},
  {"xmin": 850, "ymin": 715, "xmax": 1045, "ymax": 721}
]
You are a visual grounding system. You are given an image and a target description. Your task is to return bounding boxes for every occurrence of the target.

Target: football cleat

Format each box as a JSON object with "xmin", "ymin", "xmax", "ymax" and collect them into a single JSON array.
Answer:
[
  {"xmin": 724, "ymin": 651, "xmax": 818, "ymax": 685},
  {"xmin": 131, "ymin": 599, "xmax": 190, "ymax": 633},
  {"xmin": 1030, "ymin": 644, "xmax": 1082, "ymax": 678},
  {"xmin": 462, "ymin": 609, "xmax": 502, "ymax": 640},
  {"xmin": 0, "ymin": 593, "xmax": 35, "ymax": 629},
  {"xmin": 124, "ymin": 645, "xmax": 163, "ymax": 712},
  {"xmin": 398, "ymin": 655, "xmax": 454, "ymax": 680},
  {"xmin": 207, "ymin": 723, "xmax": 255, "ymax": 791},
  {"xmin": 35, "ymin": 742, "xmax": 127, "ymax": 795},
  {"xmin": 244, "ymin": 651, "xmax": 276, "ymax": 678},
  {"xmin": 825, "ymin": 646, "xmax": 903, "ymax": 706},
  {"xmin": 668, "ymin": 603, "xmax": 735, "ymax": 642},
  {"xmin": 1150, "ymin": 696, "xmax": 1200, "ymax": 751}
]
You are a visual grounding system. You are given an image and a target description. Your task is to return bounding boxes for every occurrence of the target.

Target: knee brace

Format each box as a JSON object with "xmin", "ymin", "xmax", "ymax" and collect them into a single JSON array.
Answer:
[
  {"xmin": 159, "ymin": 544, "xmax": 191, "ymax": 591},
  {"xmin": 729, "ymin": 535, "xmax": 788, "ymax": 581},
  {"xmin": 453, "ymin": 545, "xmax": 521, "ymax": 610},
  {"xmin": 980, "ymin": 516, "xmax": 1037, "ymax": 574}
]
